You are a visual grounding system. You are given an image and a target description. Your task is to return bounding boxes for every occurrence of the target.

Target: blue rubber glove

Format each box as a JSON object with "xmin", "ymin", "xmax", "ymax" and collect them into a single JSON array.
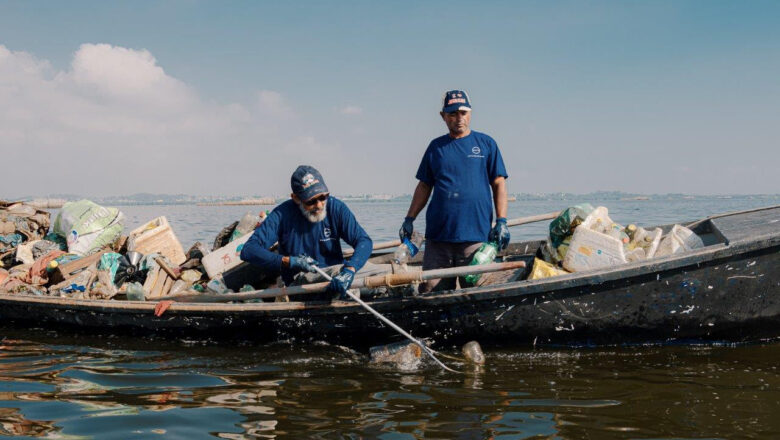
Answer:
[
  {"xmin": 399, "ymin": 216, "xmax": 415, "ymax": 241},
  {"xmin": 488, "ymin": 217, "xmax": 510, "ymax": 250},
  {"xmin": 328, "ymin": 267, "xmax": 356, "ymax": 299},
  {"xmin": 289, "ymin": 255, "xmax": 317, "ymax": 273}
]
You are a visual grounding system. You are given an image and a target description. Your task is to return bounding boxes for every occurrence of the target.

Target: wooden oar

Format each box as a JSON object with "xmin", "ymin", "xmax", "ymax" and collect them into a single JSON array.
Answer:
[
  {"xmin": 159, "ymin": 260, "xmax": 525, "ymax": 303},
  {"xmin": 505, "ymin": 211, "xmax": 560, "ymax": 227}
]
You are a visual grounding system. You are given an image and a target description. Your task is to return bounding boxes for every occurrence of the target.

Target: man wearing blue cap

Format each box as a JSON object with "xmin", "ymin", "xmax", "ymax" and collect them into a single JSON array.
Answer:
[
  {"xmin": 399, "ymin": 90, "xmax": 509, "ymax": 293},
  {"xmin": 241, "ymin": 165, "xmax": 373, "ymax": 298}
]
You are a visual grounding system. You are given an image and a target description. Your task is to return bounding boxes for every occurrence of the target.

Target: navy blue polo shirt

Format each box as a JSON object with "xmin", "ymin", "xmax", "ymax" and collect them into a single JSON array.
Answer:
[
  {"xmin": 240, "ymin": 197, "xmax": 373, "ymax": 285},
  {"xmin": 416, "ymin": 131, "xmax": 508, "ymax": 243}
]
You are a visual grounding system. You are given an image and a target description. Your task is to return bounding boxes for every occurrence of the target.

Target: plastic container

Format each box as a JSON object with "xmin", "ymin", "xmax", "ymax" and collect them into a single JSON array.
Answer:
[
  {"xmin": 369, "ymin": 341, "xmax": 423, "ymax": 365},
  {"xmin": 655, "ymin": 225, "xmax": 704, "ymax": 257},
  {"xmin": 393, "ymin": 232, "xmax": 423, "ymax": 265},
  {"xmin": 463, "ymin": 241, "xmax": 499, "ymax": 285},
  {"xmin": 202, "ymin": 232, "xmax": 252, "ymax": 278},
  {"xmin": 462, "ymin": 341, "xmax": 485, "ymax": 365},
  {"xmin": 629, "ymin": 227, "xmax": 663, "ymax": 259},
  {"xmin": 127, "ymin": 217, "xmax": 186, "ymax": 266},
  {"xmin": 562, "ymin": 225, "xmax": 627, "ymax": 272},
  {"xmin": 230, "ymin": 212, "xmax": 261, "ymax": 242}
]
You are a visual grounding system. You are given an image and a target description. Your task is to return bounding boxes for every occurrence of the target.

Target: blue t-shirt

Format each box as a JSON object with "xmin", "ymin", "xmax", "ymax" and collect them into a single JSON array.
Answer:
[
  {"xmin": 416, "ymin": 131, "xmax": 508, "ymax": 243},
  {"xmin": 240, "ymin": 197, "xmax": 373, "ymax": 285}
]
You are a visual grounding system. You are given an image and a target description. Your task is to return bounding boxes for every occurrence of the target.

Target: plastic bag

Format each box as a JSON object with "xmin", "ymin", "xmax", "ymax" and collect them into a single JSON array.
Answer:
[
  {"xmin": 529, "ymin": 258, "xmax": 570, "ymax": 280},
  {"xmin": 53, "ymin": 200, "xmax": 125, "ymax": 256},
  {"xmin": 549, "ymin": 204, "xmax": 594, "ymax": 249}
]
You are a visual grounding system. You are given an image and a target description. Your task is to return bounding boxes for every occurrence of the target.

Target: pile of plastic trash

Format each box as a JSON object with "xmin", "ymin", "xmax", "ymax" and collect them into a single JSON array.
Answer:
[
  {"xmin": 0, "ymin": 199, "xmax": 269, "ymax": 300},
  {"xmin": 529, "ymin": 204, "xmax": 705, "ymax": 280}
]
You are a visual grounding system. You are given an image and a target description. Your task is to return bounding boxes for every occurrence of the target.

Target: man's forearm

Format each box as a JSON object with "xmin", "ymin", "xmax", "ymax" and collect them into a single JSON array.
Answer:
[
  {"xmin": 492, "ymin": 177, "xmax": 508, "ymax": 219},
  {"xmin": 405, "ymin": 181, "xmax": 432, "ymax": 219}
]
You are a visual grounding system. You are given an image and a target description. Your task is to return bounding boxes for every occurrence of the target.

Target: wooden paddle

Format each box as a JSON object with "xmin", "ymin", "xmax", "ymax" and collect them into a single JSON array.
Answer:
[{"xmin": 158, "ymin": 260, "xmax": 525, "ymax": 303}]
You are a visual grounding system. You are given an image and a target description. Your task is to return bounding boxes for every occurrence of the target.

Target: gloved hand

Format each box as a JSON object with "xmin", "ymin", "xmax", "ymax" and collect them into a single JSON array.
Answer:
[
  {"xmin": 289, "ymin": 254, "xmax": 318, "ymax": 273},
  {"xmin": 488, "ymin": 217, "xmax": 510, "ymax": 250},
  {"xmin": 399, "ymin": 216, "xmax": 415, "ymax": 241},
  {"xmin": 328, "ymin": 267, "xmax": 356, "ymax": 299}
]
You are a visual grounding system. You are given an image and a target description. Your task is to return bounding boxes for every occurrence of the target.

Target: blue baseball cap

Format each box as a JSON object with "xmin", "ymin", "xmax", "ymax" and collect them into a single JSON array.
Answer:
[
  {"xmin": 291, "ymin": 165, "xmax": 329, "ymax": 202},
  {"xmin": 441, "ymin": 90, "xmax": 472, "ymax": 113}
]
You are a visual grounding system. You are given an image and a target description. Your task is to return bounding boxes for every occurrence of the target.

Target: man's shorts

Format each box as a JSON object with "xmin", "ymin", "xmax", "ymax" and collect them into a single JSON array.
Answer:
[{"xmin": 420, "ymin": 240, "xmax": 482, "ymax": 293}]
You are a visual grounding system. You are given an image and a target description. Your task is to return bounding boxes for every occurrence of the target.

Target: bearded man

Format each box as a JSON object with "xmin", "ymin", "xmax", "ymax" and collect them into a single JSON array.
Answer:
[{"xmin": 240, "ymin": 165, "xmax": 373, "ymax": 297}]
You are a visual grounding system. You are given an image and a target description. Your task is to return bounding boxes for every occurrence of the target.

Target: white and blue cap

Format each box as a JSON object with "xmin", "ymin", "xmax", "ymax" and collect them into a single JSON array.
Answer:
[
  {"xmin": 441, "ymin": 90, "xmax": 472, "ymax": 113},
  {"xmin": 291, "ymin": 165, "xmax": 329, "ymax": 202}
]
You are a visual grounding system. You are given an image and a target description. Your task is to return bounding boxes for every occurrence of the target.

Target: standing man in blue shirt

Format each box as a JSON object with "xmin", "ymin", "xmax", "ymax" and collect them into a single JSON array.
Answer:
[
  {"xmin": 241, "ymin": 165, "xmax": 373, "ymax": 298},
  {"xmin": 399, "ymin": 90, "xmax": 510, "ymax": 293}
]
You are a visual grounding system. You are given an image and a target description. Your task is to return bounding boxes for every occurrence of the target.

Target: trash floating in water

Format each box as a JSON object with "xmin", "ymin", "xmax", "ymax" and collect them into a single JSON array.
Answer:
[
  {"xmin": 369, "ymin": 340, "xmax": 426, "ymax": 370},
  {"xmin": 462, "ymin": 341, "xmax": 485, "ymax": 365}
]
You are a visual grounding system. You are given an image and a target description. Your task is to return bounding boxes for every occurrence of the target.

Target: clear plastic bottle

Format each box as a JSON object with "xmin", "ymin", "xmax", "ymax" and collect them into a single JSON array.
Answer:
[
  {"xmin": 461, "ymin": 340, "xmax": 485, "ymax": 365},
  {"xmin": 125, "ymin": 282, "xmax": 146, "ymax": 301},
  {"xmin": 230, "ymin": 212, "xmax": 262, "ymax": 241},
  {"xmin": 393, "ymin": 232, "xmax": 423, "ymax": 265},
  {"xmin": 463, "ymin": 241, "xmax": 499, "ymax": 285}
]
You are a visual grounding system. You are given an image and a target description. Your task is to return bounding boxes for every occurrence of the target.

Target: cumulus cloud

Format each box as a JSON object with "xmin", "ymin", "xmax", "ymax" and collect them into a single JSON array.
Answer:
[{"xmin": 0, "ymin": 43, "xmax": 336, "ymax": 197}]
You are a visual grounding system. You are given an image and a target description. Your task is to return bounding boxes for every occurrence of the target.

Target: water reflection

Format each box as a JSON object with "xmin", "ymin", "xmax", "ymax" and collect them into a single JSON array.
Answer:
[{"xmin": 0, "ymin": 332, "xmax": 779, "ymax": 438}]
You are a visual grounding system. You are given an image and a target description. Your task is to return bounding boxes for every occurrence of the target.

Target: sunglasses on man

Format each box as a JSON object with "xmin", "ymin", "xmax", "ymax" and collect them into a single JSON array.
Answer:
[{"xmin": 304, "ymin": 194, "xmax": 329, "ymax": 206}]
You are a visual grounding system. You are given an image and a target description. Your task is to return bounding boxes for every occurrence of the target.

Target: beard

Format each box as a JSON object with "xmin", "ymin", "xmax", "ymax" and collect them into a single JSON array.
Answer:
[{"xmin": 298, "ymin": 200, "xmax": 327, "ymax": 223}]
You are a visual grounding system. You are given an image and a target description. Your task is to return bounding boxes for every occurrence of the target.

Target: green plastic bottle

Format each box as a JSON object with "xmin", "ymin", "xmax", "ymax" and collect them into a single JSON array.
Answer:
[{"xmin": 463, "ymin": 241, "xmax": 499, "ymax": 285}]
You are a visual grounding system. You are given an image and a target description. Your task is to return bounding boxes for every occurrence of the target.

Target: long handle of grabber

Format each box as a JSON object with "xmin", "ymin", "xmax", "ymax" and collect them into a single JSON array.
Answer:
[{"xmin": 311, "ymin": 265, "xmax": 460, "ymax": 374}]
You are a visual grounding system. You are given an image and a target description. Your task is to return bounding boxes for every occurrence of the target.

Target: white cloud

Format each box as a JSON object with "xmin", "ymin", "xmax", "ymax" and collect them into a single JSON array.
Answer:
[{"xmin": 0, "ymin": 44, "xmax": 335, "ymax": 197}]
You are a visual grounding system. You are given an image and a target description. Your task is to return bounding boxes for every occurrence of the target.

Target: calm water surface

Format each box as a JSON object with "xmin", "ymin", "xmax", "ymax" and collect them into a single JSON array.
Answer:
[{"xmin": 2, "ymin": 196, "xmax": 778, "ymax": 439}]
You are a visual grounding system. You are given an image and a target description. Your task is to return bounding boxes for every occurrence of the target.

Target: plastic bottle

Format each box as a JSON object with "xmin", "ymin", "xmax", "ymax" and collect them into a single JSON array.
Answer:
[
  {"xmin": 206, "ymin": 277, "xmax": 232, "ymax": 294},
  {"xmin": 369, "ymin": 341, "xmax": 424, "ymax": 364},
  {"xmin": 461, "ymin": 341, "xmax": 485, "ymax": 365},
  {"xmin": 463, "ymin": 241, "xmax": 499, "ymax": 285},
  {"xmin": 230, "ymin": 212, "xmax": 261, "ymax": 241},
  {"xmin": 393, "ymin": 232, "xmax": 423, "ymax": 265},
  {"xmin": 606, "ymin": 223, "xmax": 630, "ymax": 245},
  {"xmin": 125, "ymin": 282, "xmax": 145, "ymax": 301},
  {"xmin": 625, "ymin": 224, "xmax": 637, "ymax": 240}
]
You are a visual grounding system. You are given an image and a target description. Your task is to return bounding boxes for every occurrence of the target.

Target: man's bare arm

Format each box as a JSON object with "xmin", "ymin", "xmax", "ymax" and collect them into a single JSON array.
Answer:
[
  {"xmin": 405, "ymin": 181, "xmax": 433, "ymax": 219},
  {"xmin": 491, "ymin": 176, "xmax": 508, "ymax": 219}
]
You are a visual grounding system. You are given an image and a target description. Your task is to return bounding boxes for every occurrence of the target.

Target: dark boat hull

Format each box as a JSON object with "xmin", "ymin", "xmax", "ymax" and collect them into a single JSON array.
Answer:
[{"xmin": 1, "ymin": 206, "xmax": 778, "ymax": 346}]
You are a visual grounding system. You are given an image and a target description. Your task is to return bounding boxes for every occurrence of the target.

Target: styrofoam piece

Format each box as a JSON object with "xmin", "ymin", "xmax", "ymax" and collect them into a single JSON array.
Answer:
[
  {"xmin": 127, "ymin": 216, "xmax": 186, "ymax": 265},
  {"xmin": 654, "ymin": 224, "xmax": 705, "ymax": 258},
  {"xmin": 562, "ymin": 226, "xmax": 627, "ymax": 272},
  {"xmin": 202, "ymin": 232, "xmax": 252, "ymax": 279}
]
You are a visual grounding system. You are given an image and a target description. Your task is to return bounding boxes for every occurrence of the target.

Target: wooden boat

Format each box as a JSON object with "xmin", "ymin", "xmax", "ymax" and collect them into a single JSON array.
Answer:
[{"xmin": 0, "ymin": 205, "xmax": 777, "ymax": 347}]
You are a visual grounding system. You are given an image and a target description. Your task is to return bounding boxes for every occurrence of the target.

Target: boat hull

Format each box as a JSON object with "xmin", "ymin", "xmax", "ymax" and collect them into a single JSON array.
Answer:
[{"xmin": 0, "ymin": 206, "xmax": 778, "ymax": 347}]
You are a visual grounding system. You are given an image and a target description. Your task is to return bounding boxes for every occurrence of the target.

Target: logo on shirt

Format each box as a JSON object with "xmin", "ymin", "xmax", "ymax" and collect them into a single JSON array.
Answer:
[
  {"xmin": 467, "ymin": 145, "xmax": 484, "ymax": 159},
  {"xmin": 320, "ymin": 226, "xmax": 333, "ymax": 243}
]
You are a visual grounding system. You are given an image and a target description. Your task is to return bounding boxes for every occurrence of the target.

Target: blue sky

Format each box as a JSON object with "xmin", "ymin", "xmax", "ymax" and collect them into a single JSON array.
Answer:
[{"xmin": 1, "ymin": 0, "xmax": 778, "ymax": 197}]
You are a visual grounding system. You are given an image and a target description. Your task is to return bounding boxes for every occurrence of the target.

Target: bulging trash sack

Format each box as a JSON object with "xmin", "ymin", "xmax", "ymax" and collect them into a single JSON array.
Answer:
[
  {"xmin": 53, "ymin": 200, "xmax": 124, "ymax": 256},
  {"xmin": 655, "ymin": 224, "xmax": 704, "ymax": 257}
]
